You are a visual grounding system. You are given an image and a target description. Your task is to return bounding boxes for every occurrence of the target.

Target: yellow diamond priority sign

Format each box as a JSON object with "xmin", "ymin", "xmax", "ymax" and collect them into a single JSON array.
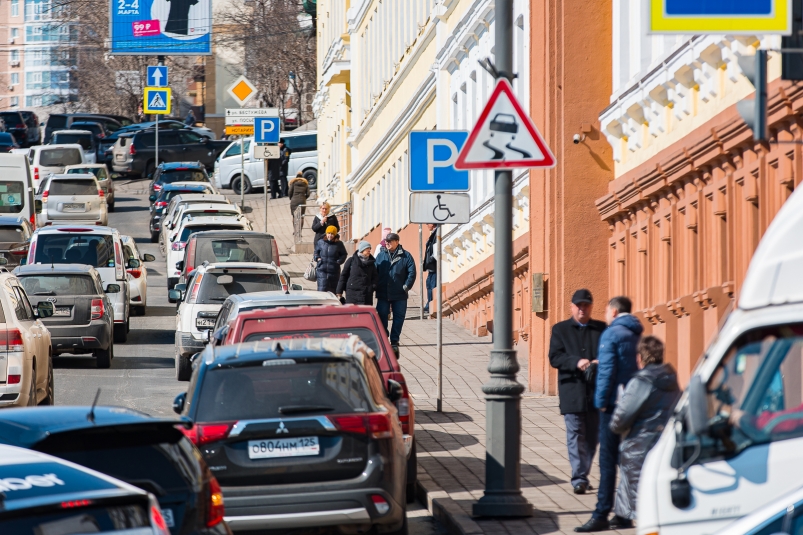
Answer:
[{"xmin": 227, "ymin": 75, "xmax": 257, "ymax": 106}]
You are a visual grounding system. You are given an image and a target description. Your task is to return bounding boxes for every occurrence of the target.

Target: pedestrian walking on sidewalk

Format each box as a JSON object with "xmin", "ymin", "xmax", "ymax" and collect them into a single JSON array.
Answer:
[
  {"xmin": 278, "ymin": 138, "xmax": 291, "ymax": 197},
  {"xmin": 374, "ymin": 227, "xmax": 393, "ymax": 258},
  {"xmin": 313, "ymin": 226, "xmax": 347, "ymax": 293},
  {"xmin": 423, "ymin": 224, "xmax": 438, "ymax": 314},
  {"xmin": 312, "ymin": 202, "xmax": 339, "ymax": 248},
  {"xmin": 336, "ymin": 240, "xmax": 378, "ymax": 305},
  {"xmin": 287, "ymin": 172, "xmax": 310, "ymax": 230},
  {"xmin": 610, "ymin": 336, "xmax": 679, "ymax": 525},
  {"xmin": 375, "ymin": 232, "xmax": 416, "ymax": 354},
  {"xmin": 548, "ymin": 289, "xmax": 606, "ymax": 496},
  {"xmin": 575, "ymin": 296, "xmax": 643, "ymax": 533}
]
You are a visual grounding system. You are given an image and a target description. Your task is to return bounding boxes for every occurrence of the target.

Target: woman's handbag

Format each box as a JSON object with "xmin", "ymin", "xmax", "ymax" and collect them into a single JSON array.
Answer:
[{"xmin": 304, "ymin": 260, "xmax": 317, "ymax": 281}]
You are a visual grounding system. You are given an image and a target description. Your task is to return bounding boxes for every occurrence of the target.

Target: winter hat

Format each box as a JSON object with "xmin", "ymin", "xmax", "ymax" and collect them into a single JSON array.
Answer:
[
  {"xmin": 385, "ymin": 232, "xmax": 400, "ymax": 242},
  {"xmin": 358, "ymin": 241, "xmax": 371, "ymax": 253},
  {"xmin": 326, "ymin": 225, "xmax": 337, "ymax": 234}
]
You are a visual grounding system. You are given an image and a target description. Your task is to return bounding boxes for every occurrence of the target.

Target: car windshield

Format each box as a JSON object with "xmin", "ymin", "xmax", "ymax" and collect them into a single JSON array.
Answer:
[
  {"xmin": 159, "ymin": 189, "xmax": 207, "ymax": 204},
  {"xmin": 159, "ymin": 170, "xmax": 207, "ymax": 183},
  {"xmin": 72, "ymin": 124, "xmax": 102, "ymax": 136},
  {"xmin": 0, "ymin": 182, "xmax": 24, "ymax": 213},
  {"xmin": 0, "ymin": 113, "xmax": 22, "ymax": 127},
  {"xmin": 53, "ymin": 134, "xmax": 93, "ymax": 150},
  {"xmin": 195, "ymin": 237, "xmax": 273, "ymax": 265},
  {"xmin": 195, "ymin": 359, "xmax": 371, "ymax": 422},
  {"xmin": 34, "ymin": 234, "xmax": 115, "ymax": 267},
  {"xmin": 66, "ymin": 167, "xmax": 106, "ymax": 179},
  {"xmin": 246, "ymin": 328, "xmax": 382, "ymax": 359},
  {"xmin": 40, "ymin": 148, "xmax": 82, "ymax": 167},
  {"xmin": 196, "ymin": 271, "xmax": 282, "ymax": 304},
  {"xmin": 49, "ymin": 179, "xmax": 97, "ymax": 196},
  {"xmin": 0, "ymin": 225, "xmax": 23, "ymax": 242},
  {"xmin": 20, "ymin": 274, "xmax": 96, "ymax": 296},
  {"xmin": 179, "ymin": 225, "xmax": 242, "ymax": 242}
]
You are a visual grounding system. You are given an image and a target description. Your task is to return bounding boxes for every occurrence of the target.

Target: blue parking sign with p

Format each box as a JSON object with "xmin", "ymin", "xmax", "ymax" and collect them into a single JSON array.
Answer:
[
  {"xmin": 409, "ymin": 131, "xmax": 469, "ymax": 192},
  {"xmin": 254, "ymin": 118, "xmax": 280, "ymax": 143}
]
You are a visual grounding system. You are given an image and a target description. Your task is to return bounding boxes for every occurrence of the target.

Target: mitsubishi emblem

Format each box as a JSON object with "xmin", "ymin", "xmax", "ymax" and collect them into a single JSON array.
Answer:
[{"xmin": 276, "ymin": 421, "xmax": 289, "ymax": 434}]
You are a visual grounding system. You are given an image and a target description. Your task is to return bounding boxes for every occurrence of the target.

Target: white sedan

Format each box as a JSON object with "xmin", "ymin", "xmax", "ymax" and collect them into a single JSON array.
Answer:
[{"xmin": 121, "ymin": 235, "xmax": 155, "ymax": 316}]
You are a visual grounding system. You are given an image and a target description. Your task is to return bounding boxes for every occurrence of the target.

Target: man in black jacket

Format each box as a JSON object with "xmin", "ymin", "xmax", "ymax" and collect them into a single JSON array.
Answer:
[{"xmin": 548, "ymin": 289, "xmax": 607, "ymax": 495}]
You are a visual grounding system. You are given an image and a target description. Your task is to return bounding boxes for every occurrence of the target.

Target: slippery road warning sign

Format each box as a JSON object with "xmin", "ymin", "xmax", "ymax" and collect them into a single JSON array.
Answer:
[
  {"xmin": 455, "ymin": 78, "xmax": 554, "ymax": 170},
  {"xmin": 143, "ymin": 87, "xmax": 171, "ymax": 115}
]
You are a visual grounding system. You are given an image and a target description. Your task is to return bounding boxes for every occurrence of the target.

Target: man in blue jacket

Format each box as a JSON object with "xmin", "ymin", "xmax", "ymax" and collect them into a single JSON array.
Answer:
[
  {"xmin": 575, "ymin": 296, "xmax": 643, "ymax": 533},
  {"xmin": 375, "ymin": 232, "xmax": 416, "ymax": 355}
]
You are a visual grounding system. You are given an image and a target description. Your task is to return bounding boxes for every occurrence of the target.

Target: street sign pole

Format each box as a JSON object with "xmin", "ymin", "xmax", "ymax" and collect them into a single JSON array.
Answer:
[
  {"xmin": 437, "ymin": 223, "xmax": 442, "ymax": 413},
  {"xmin": 155, "ymin": 56, "xmax": 164, "ymax": 173},
  {"xmin": 240, "ymin": 137, "xmax": 245, "ymax": 210},
  {"xmin": 419, "ymin": 225, "xmax": 423, "ymax": 321},
  {"xmin": 472, "ymin": 0, "xmax": 532, "ymax": 518}
]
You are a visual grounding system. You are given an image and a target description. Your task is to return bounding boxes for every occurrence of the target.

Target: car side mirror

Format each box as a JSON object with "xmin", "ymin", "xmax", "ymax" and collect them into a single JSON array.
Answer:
[
  {"xmin": 143, "ymin": 253, "xmax": 156, "ymax": 262},
  {"xmin": 387, "ymin": 380, "xmax": 403, "ymax": 403},
  {"xmin": 34, "ymin": 199, "xmax": 42, "ymax": 214},
  {"xmin": 176, "ymin": 260, "xmax": 184, "ymax": 271},
  {"xmin": 36, "ymin": 301, "xmax": 54, "ymax": 318},
  {"xmin": 686, "ymin": 375, "xmax": 709, "ymax": 437},
  {"xmin": 149, "ymin": 194, "xmax": 157, "ymax": 202},
  {"xmin": 105, "ymin": 283, "xmax": 121, "ymax": 293},
  {"xmin": 168, "ymin": 289, "xmax": 183, "ymax": 302},
  {"xmin": 127, "ymin": 258, "xmax": 141, "ymax": 269},
  {"xmin": 211, "ymin": 324, "xmax": 229, "ymax": 344},
  {"xmin": 291, "ymin": 283, "xmax": 303, "ymax": 291},
  {"xmin": 173, "ymin": 392, "xmax": 186, "ymax": 414}
]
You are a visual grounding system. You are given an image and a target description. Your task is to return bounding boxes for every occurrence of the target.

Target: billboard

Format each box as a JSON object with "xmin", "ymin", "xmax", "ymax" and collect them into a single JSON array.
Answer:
[{"xmin": 110, "ymin": 0, "xmax": 212, "ymax": 55}]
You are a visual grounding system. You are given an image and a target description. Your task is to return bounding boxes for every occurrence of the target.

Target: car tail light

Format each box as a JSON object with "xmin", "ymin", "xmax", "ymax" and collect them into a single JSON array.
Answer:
[
  {"xmin": 61, "ymin": 499, "xmax": 92, "ymax": 508},
  {"xmin": 9, "ymin": 246, "xmax": 27, "ymax": 256},
  {"xmin": 42, "ymin": 188, "xmax": 49, "ymax": 200},
  {"xmin": 181, "ymin": 421, "xmax": 234, "ymax": 446},
  {"xmin": 29, "ymin": 213, "xmax": 35, "ymax": 230},
  {"xmin": 148, "ymin": 495, "xmax": 170, "ymax": 535},
  {"xmin": 114, "ymin": 241, "xmax": 124, "ymax": 281},
  {"xmin": 207, "ymin": 476, "xmax": 224, "ymax": 527},
  {"xmin": 189, "ymin": 272, "xmax": 204, "ymax": 301},
  {"xmin": 7, "ymin": 374, "xmax": 20, "ymax": 384},
  {"xmin": 153, "ymin": 183, "xmax": 162, "ymax": 191},
  {"xmin": 371, "ymin": 495, "xmax": 390, "ymax": 515},
  {"xmin": 184, "ymin": 239, "xmax": 197, "ymax": 275},
  {"xmin": 27, "ymin": 238, "xmax": 36, "ymax": 264},
  {"xmin": 1, "ymin": 329, "xmax": 24, "ymax": 352},
  {"xmin": 388, "ymin": 372, "xmax": 411, "ymax": 435},
  {"xmin": 171, "ymin": 241, "xmax": 186, "ymax": 251},
  {"xmin": 127, "ymin": 268, "xmax": 141, "ymax": 278},
  {"xmin": 91, "ymin": 298, "xmax": 104, "ymax": 320},
  {"xmin": 97, "ymin": 188, "xmax": 104, "ymax": 197},
  {"xmin": 328, "ymin": 413, "xmax": 392, "ymax": 439},
  {"xmin": 129, "ymin": 143, "xmax": 136, "ymax": 155},
  {"xmin": 272, "ymin": 238, "xmax": 280, "ymax": 266},
  {"xmin": 155, "ymin": 201, "xmax": 167, "ymax": 208},
  {"xmin": 33, "ymin": 167, "xmax": 39, "ymax": 182},
  {"xmin": 56, "ymin": 228, "xmax": 93, "ymax": 232}
]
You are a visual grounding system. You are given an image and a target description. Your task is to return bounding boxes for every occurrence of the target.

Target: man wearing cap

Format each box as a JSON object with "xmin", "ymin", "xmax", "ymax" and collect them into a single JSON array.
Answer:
[
  {"xmin": 336, "ymin": 240, "xmax": 378, "ymax": 305},
  {"xmin": 548, "ymin": 289, "xmax": 607, "ymax": 496},
  {"xmin": 375, "ymin": 232, "xmax": 416, "ymax": 354}
]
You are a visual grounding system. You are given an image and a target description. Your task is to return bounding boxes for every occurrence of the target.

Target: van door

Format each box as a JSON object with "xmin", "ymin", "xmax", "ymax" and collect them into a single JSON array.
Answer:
[{"xmin": 0, "ymin": 156, "xmax": 32, "ymax": 226}]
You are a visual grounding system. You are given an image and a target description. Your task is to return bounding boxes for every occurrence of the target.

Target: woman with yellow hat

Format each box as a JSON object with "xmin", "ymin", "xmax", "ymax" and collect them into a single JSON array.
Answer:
[{"xmin": 313, "ymin": 225, "xmax": 348, "ymax": 292}]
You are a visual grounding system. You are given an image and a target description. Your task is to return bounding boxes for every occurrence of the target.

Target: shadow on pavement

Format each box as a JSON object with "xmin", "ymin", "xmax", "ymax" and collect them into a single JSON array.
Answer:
[
  {"xmin": 110, "ymin": 205, "xmax": 148, "ymax": 213},
  {"xmin": 53, "ymin": 356, "xmax": 174, "ymax": 369},
  {"xmin": 416, "ymin": 409, "xmax": 474, "ymax": 423},
  {"xmin": 418, "ymin": 455, "xmax": 567, "ymax": 490}
]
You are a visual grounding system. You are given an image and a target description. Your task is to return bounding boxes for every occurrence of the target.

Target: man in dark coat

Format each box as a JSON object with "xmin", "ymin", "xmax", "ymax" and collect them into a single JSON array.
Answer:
[
  {"xmin": 548, "ymin": 289, "xmax": 607, "ymax": 496},
  {"xmin": 422, "ymin": 224, "xmax": 437, "ymax": 314},
  {"xmin": 336, "ymin": 240, "xmax": 378, "ymax": 305},
  {"xmin": 576, "ymin": 296, "xmax": 644, "ymax": 533},
  {"xmin": 313, "ymin": 226, "xmax": 347, "ymax": 293},
  {"xmin": 278, "ymin": 138, "xmax": 291, "ymax": 197},
  {"xmin": 375, "ymin": 232, "xmax": 416, "ymax": 353}
]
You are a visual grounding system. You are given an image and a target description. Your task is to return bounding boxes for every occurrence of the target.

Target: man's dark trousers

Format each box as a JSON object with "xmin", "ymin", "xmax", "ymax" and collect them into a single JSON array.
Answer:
[
  {"xmin": 269, "ymin": 172, "xmax": 281, "ymax": 199},
  {"xmin": 565, "ymin": 409, "xmax": 599, "ymax": 488},
  {"xmin": 594, "ymin": 410, "xmax": 621, "ymax": 520},
  {"xmin": 376, "ymin": 298, "xmax": 407, "ymax": 344},
  {"xmin": 425, "ymin": 271, "xmax": 436, "ymax": 312}
]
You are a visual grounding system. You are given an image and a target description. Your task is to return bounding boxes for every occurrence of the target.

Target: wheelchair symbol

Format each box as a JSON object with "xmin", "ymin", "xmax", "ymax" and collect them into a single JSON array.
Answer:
[{"xmin": 432, "ymin": 195, "xmax": 455, "ymax": 222}]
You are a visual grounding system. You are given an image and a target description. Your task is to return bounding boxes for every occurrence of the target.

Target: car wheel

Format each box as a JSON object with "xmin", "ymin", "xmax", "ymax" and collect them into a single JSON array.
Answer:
[
  {"xmin": 39, "ymin": 355, "xmax": 54, "ymax": 405},
  {"xmin": 303, "ymin": 169, "xmax": 318, "ymax": 189},
  {"xmin": 95, "ymin": 343, "xmax": 112, "ymax": 369},
  {"xmin": 383, "ymin": 512, "xmax": 408, "ymax": 535},
  {"xmin": 126, "ymin": 315, "xmax": 130, "ymax": 333},
  {"xmin": 108, "ymin": 202, "xmax": 115, "ymax": 212},
  {"xmin": 26, "ymin": 365, "xmax": 36, "ymax": 406},
  {"xmin": 144, "ymin": 160, "xmax": 155, "ymax": 178},
  {"xmin": 232, "ymin": 175, "xmax": 252, "ymax": 195},
  {"xmin": 150, "ymin": 231, "xmax": 159, "ymax": 243},
  {"xmin": 176, "ymin": 350, "xmax": 192, "ymax": 381},
  {"xmin": 406, "ymin": 438, "xmax": 417, "ymax": 503},
  {"xmin": 113, "ymin": 323, "xmax": 128, "ymax": 343},
  {"xmin": 134, "ymin": 305, "xmax": 146, "ymax": 316}
]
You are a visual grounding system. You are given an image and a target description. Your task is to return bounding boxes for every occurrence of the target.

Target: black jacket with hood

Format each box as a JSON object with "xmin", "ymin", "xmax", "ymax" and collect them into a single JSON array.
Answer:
[{"xmin": 336, "ymin": 251, "xmax": 378, "ymax": 305}]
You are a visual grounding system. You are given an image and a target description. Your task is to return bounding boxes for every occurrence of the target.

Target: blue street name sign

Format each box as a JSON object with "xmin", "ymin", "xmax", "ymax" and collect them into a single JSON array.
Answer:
[
  {"xmin": 254, "ymin": 117, "xmax": 281, "ymax": 144},
  {"xmin": 409, "ymin": 131, "xmax": 470, "ymax": 192},
  {"xmin": 147, "ymin": 66, "xmax": 168, "ymax": 87}
]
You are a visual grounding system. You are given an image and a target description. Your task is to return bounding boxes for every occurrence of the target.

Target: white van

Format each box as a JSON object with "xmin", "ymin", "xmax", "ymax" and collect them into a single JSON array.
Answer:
[
  {"xmin": 637, "ymin": 185, "xmax": 803, "ymax": 534},
  {"xmin": 51, "ymin": 130, "xmax": 97, "ymax": 164},
  {"xmin": 0, "ymin": 154, "xmax": 35, "ymax": 229},
  {"xmin": 28, "ymin": 144, "xmax": 85, "ymax": 191}
]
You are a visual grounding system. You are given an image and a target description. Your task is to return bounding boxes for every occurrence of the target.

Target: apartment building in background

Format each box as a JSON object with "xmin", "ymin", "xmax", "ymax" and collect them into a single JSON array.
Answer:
[{"xmin": 0, "ymin": 0, "xmax": 26, "ymax": 110}]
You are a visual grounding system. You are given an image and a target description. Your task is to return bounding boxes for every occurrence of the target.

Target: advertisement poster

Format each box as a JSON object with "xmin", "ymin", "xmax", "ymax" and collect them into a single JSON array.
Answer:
[{"xmin": 110, "ymin": 0, "xmax": 211, "ymax": 55}]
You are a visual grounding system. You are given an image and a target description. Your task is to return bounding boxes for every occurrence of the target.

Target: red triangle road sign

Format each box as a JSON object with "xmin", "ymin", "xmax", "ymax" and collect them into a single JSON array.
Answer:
[{"xmin": 455, "ymin": 78, "xmax": 555, "ymax": 170}]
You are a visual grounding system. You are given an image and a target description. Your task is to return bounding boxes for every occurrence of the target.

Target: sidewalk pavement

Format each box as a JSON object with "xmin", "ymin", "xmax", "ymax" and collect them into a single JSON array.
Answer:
[{"xmin": 241, "ymin": 195, "xmax": 636, "ymax": 535}]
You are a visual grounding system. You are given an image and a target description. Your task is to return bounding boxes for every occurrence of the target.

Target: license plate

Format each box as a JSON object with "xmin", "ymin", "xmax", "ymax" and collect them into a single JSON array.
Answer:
[
  {"xmin": 115, "ymin": 154, "xmax": 124, "ymax": 161},
  {"xmin": 248, "ymin": 437, "xmax": 320, "ymax": 459},
  {"xmin": 63, "ymin": 203, "xmax": 85, "ymax": 211},
  {"xmin": 196, "ymin": 318, "xmax": 215, "ymax": 328},
  {"xmin": 161, "ymin": 508, "xmax": 175, "ymax": 528},
  {"xmin": 53, "ymin": 307, "xmax": 70, "ymax": 316}
]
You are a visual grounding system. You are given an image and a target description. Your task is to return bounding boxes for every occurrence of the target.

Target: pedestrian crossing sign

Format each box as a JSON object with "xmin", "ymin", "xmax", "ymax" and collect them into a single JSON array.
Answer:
[{"xmin": 143, "ymin": 87, "xmax": 171, "ymax": 115}]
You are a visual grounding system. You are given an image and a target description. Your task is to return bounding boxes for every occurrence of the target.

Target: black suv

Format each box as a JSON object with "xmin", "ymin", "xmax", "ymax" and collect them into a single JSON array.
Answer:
[
  {"xmin": 0, "ymin": 111, "xmax": 27, "ymax": 147},
  {"xmin": 149, "ymin": 162, "xmax": 216, "ymax": 199},
  {"xmin": 43, "ymin": 113, "xmax": 123, "ymax": 144},
  {"xmin": 115, "ymin": 129, "xmax": 230, "ymax": 177},
  {"xmin": 19, "ymin": 110, "xmax": 40, "ymax": 146}
]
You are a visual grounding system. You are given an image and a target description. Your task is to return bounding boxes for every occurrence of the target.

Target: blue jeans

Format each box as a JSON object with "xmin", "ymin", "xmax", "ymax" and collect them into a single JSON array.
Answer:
[
  {"xmin": 376, "ymin": 298, "xmax": 407, "ymax": 344},
  {"xmin": 594, "ymin": 409, "xmax": 621, "ymax": 520},
  {"xmin": 425, "ymin": 271, "xmax": 437, "ymax": 311}
]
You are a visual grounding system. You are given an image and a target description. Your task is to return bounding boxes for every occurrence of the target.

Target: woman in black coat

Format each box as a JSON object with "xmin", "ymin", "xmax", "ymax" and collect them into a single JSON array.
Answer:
[
  {"xmin": 336, "ymin": 241, "xmax": 378, "ymax": 305},
  {"xmin": 311, "ymin": 202, "xmax": 340, "ymax": 247},
  {"xmin": 313, "ymin": 227, "xmax": 348, "ymax": 293}
]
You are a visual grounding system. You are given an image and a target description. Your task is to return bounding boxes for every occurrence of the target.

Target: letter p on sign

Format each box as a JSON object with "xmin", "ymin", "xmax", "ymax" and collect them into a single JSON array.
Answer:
[
  {"xmin": 254, "ymin": 117, "xmax": 280, "ymax": 144},
  {"xmin": 427, "ymin": 139, "xmax": 459, "ymax": 184}
]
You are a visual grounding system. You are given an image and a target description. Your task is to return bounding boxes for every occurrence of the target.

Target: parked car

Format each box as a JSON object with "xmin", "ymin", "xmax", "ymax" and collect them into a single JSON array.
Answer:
[
  {"xmin": 37, "ymin": 173, "xmax": 108, "ymax": 227},
  {"xmin": 0, "ymin": 444, "xmax": 172, "ymax": 535},
  {"xmin": 133, "ymin": 119, "xmax": 217, "ymax": 139},
  {"xmin": 0, "ymin": 111, "xmax": 28, "ymax": 148},
  {"xmin": 43, "ymin": 113, "xmax": 122, "ymax": 144},
  {"xmin": 149, "ymin": 184, "xmax": 218, "ymax": 242},
  {"xmin": 0, "ymin": 407, "xmax": 229, "ymax": 535},
  {"xmin": 0, "ymin": 132, "xmax": 19, "ymax": 153},
  {"xmin": 149, "ymin": 161, "xmax": 218, "ymax": 200},
  {"xmin": 51, "ymin": 129, "xmax": 97, "ymax": 164},
  {"xmin": 0, "ymin": 215, "xmax": 32, "ymax": 267},
  {"xmin": 173, "ymin": 336, "xmax": 408, "ymax": 534},
  {"xmin": 161, "ymin": 203, "xmax": 244, "ymax": 251},
  {"xmin": 0, "ymin": 268, "xmax": 54, "ymax": 407},
  {"xmin": 27, "ymin": 144, "xmax": 85, "ymax": 191},
  {"xmin": 112, "ymin": 129, "xmax": 230, "ymax": 177},
  {"xmin": 170, "ymin": 262, "xmax": 289, "ymax": 380},
  {"xmin": 0, "ymin": 154, "xmax": 36, "ymax": 229},
  {"xmin": 176, "ymin": 230, "xmax": 279, "ymax": 286},
  {"xmin": 210, "ymin": 304, "xmax": 417, "ymax": 502},
  {"xmin": 16, "ymin": 264, "xmax": 115, "ymax": 367},
  {"xmin": 64, "ymin": 163, "xmax": 116, "ymax": 210},
  {"xmin": 70, "ymin": 120, "xmax": 110, "ymax": 161},
  {"xmin": 27, "ymin": 226, "xmax": 131, "ymax": 343},
  {"xmin": 121, "ymin": 234, "xmax": 155, "ymax": 316},
  {"xmin": 18, "ymin": 110, "xmax": 40, "ymax": 146},
  {"xmin": 159, "ymin": 194, "xmax": 231, "ymax": 243}
]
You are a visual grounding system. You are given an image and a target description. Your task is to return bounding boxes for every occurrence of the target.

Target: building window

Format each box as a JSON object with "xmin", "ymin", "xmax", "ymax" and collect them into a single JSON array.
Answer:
[
  {"xmin": 10, "ymin": 28, "xmax": 19, "ymax": 40},
  {"xmin": 11, "ymin": 0, "xmax": 19, "ymax": 17},
  {"xmin": 9, "ymin": 49, "xmax": 19, "ymax": 62},
  {"xmin": 10, "ymin": 97, "xmax": 18, "ymax": 107},
  {"xmin": 10, "ymin": 73, "xmax": 19, "ymax": 85}
]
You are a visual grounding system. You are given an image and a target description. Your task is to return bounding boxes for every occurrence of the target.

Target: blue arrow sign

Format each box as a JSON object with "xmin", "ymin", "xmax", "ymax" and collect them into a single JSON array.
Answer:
[
  {"xmin": 409, "ymin": 131, "xmax": 470, "ymax": 192},
  {"xmin": 254, "ymin": 117, "xmax": 281, "ymax": 143},
  {"xmin": 147, "ymin": 66, "xmax": 168, "ymax": 87}
]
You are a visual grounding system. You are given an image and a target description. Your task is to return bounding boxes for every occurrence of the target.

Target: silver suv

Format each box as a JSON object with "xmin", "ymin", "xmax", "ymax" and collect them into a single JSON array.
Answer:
[{"xmin": 38, "ymin": 174, "xmax": 108, "ymax": 227}]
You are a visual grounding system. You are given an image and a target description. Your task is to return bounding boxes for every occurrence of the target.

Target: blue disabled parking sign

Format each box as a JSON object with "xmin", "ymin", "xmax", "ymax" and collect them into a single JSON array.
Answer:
[
  {"xmin": 254, "ymin": 118, "xmax": 280, "ymax": 143},
  {"xmin": 409, "ymin": 131, "xmax": 469, "ymax": 192}
]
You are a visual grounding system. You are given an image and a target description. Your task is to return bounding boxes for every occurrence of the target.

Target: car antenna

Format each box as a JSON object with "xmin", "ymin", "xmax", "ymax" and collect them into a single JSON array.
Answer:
[{"xmin": 87, "ymin": 388, "xmax": 101, "ymax": 423}]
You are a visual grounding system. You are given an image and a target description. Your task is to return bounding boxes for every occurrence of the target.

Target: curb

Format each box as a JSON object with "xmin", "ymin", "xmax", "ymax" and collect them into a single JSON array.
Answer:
[{"xmin": 416, "ymin": 472, "xmax": 483, "ymax": 535}]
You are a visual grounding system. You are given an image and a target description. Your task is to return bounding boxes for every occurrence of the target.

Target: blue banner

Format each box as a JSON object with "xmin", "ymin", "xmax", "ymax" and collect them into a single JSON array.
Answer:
[{"xmin": 110, "ymin": 0, "xmax": 211, "ymax": 55}]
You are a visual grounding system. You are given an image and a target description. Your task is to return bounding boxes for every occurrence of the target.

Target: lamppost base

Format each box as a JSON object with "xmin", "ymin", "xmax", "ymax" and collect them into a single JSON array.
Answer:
[{"xmin": 472, "ymin": 491, "xmax": 533, "ymax": 517}]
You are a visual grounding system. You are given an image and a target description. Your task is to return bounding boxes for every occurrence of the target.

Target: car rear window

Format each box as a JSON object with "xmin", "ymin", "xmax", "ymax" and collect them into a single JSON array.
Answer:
[
  {"xmin": 196, "ymin": 271, "xmax": 282, "ymax": 304},
  {"xmin": 0, "ymin": 113, "xmax": 22, "ymax": 127},
  {"xmin": 67, "ymin": 167, "xmax": 106, "ymax": 179},
  {"xmin": 34, "ymin": 234, "xmax": 115, "ymax": 268},
  {"xmin": 195, "ymin": 236, "xmax": 273, "ymax": 265},
  {"xmin": 196, "ymin": 359, "xmax": 372, "ymax": 421},
  {"xmin": 49, "ymin": 179, "xmax": 97, "ymax": 196},
  {"xmin": 46, "ymin": 115, "xmax": 68, "ymax": 130},
  {"xmin": 52, "ymin": 134, "xmax": 93, "ymax": 150},
  {"xmin": 0, "ymin": 225, "xmax": 23, "ymax": 241},
  {"xmin": 20, "ymin": 274, "xmax": 96, "ymax": 296},
  {"xmin": 1, "ymin": 503, "xmax": 150, "ymax": 533},
  {"xmin": 160, "ymin": 170, "xmax": 207, "ymax": 183},
  {"xmin": 40, "ymin": 148, "xmax": 82, "ymax": 167},
  {"xmin": 246, "ymin": 328, "xmax": 382, "ymax": 359},
  {"xmin": 0, "ymin": 182, "xmax": 24, "ymax": 213},
  {"xmin": 179, "ymin": 225, "xmax": 242, "ymax": 242}
]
